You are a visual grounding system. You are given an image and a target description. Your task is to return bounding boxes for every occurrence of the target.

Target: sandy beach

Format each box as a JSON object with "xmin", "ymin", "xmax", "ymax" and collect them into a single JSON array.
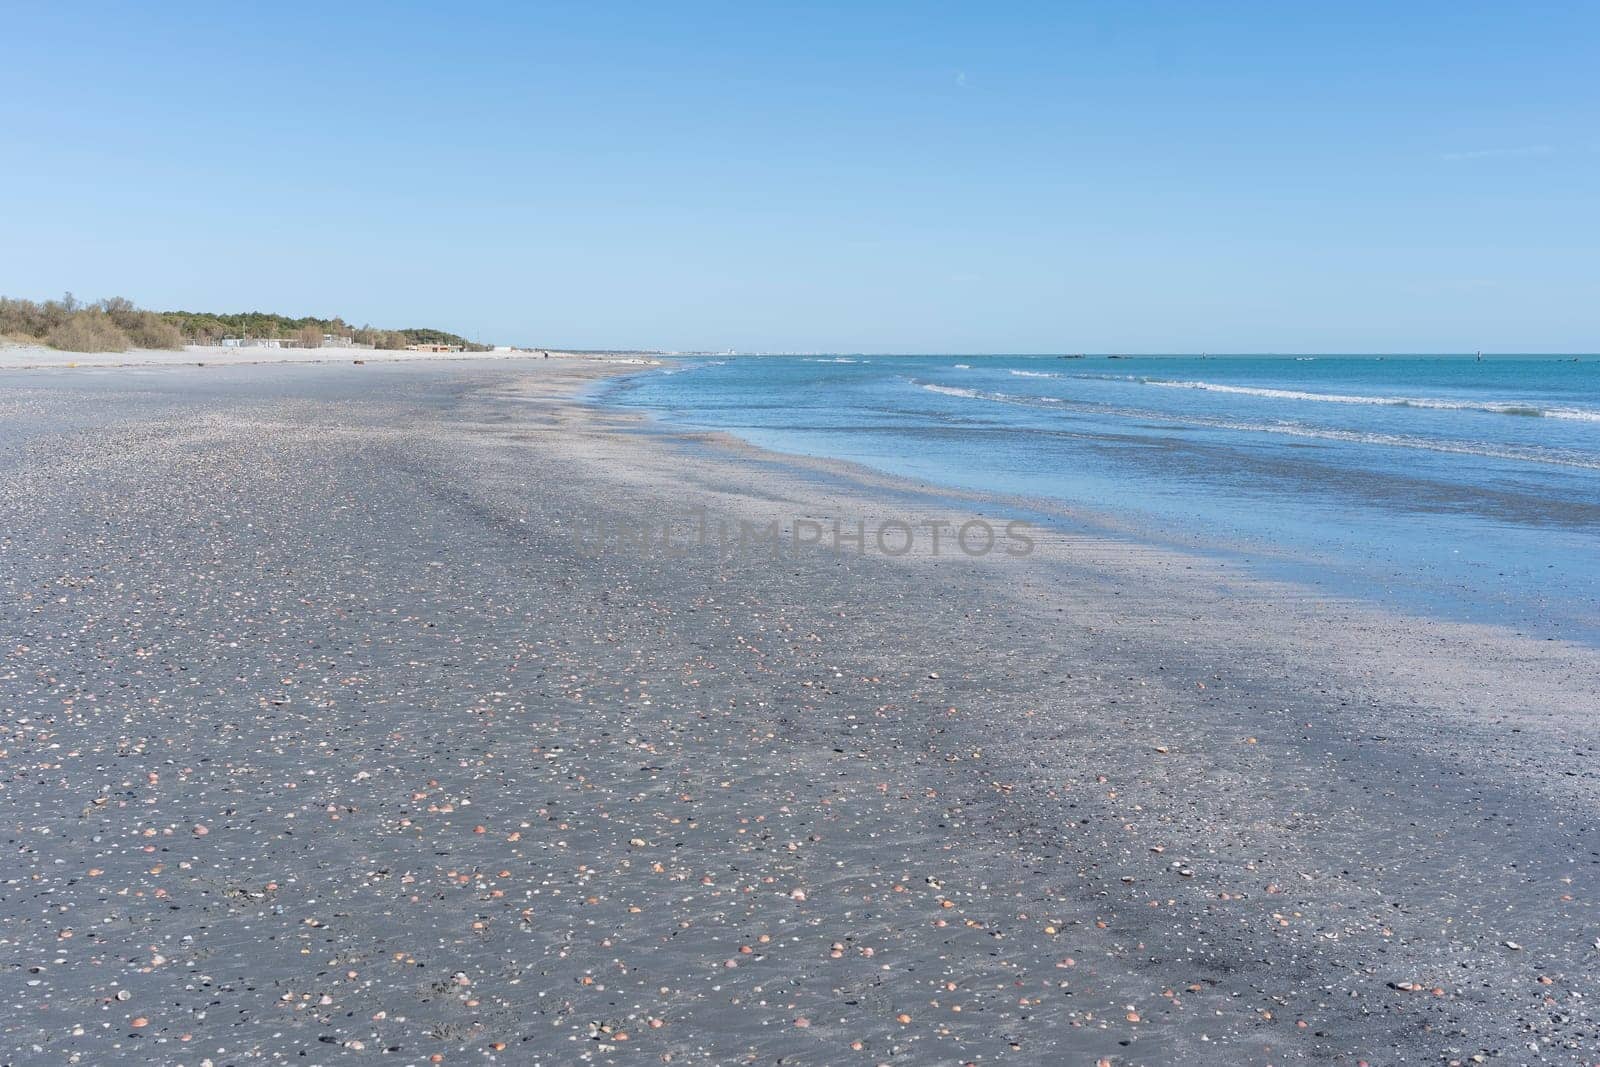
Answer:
[
  {"xmin": 2, "ymin": 356, "xmax": 1596, "ymax": 1066},
  {"xmin": 0, "ymin": 343, "xmax": 664, "ymax": 371}
]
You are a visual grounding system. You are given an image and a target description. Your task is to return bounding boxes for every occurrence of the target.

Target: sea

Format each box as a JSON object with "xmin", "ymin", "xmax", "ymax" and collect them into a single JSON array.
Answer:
[{"xmin": 599, "ymin": 354, "xmax": 1600, "ymax": 644}]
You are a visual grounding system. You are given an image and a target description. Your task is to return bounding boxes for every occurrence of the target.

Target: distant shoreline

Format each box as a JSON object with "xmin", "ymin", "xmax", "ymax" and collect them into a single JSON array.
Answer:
[{"xmin": 0, "ymin": 342, "xmax": 665, "ymax": 371}]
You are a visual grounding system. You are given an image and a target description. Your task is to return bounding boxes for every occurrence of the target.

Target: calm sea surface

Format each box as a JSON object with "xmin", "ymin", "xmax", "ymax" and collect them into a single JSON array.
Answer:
[{"xmin": 600, "ymin": 355, "xmax": 1600, "ymax": 643}]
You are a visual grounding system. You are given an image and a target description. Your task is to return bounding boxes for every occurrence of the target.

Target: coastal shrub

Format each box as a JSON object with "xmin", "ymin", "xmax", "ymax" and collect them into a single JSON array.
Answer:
[
  {"xmin": 99, "ymin": 297, "xmax": 186, "ymax": 349},
  {"xmin": 99, "ymin": 296, "xmax": 138, "ymax": 322},
  {"xmin": 175, "ymin": 316, "xmax": 227, "ymax": 344},
  {"xmin": 0, "ymin": 299, "xmax": 39, "ymax": 337},
  {"xmin": 122, "ymin": 313, "xmax": 185, "ymax": 349},
  {"xmin": 0, "ymin": 295, "xmax": 66, "ymax": 338},
  {"xmin": 46, "ymin": 311, "xmax": 131, "ymax": 353},
  {"xmin": 4, "ymin": 293, "xmax": 487, "ymax": 350},
  {"xmin": 352, "ymin": 325, "xmax": 407, "ymax": 349}
]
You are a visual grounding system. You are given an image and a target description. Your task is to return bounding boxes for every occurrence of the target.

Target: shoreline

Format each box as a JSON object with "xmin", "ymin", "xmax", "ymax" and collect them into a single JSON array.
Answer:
[
  {"xmin": 1, "ymin": 358, "xmax": 1595, "ymax": 1064},
  {"xmin": 596, "ymin": 358, "xmax": 1600, "ymax": 649},
  {"xmin": 0, "ymin": 342, "xmax": 666, "ymax": 371},
  {"xmin": 571, "ymin": 364, "xmax": 1600, "ymax": 733}
]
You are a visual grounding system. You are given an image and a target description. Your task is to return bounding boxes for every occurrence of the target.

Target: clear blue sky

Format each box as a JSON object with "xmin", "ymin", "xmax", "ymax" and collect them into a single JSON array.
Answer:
[{"xmin": 3, "ymin": 1, "xmax": 1596, "ymax": 352}]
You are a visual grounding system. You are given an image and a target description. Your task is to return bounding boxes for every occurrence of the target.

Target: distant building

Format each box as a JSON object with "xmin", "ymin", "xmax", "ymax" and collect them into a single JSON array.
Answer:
[
  {"xmin": 406, "ymin": 342, "xmax": 464, "ymax": 353},
  {"xmin": 220, "ymin": 338, "xmax": 282, "ymax": 349},
  {"xmin": 323, "ymin": 334, "xmax": 354, "ymax": 347}
]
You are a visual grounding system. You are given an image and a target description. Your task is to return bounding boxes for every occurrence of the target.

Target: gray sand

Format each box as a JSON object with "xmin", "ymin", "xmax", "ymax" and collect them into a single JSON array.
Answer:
[{"xmin": 1, "ymin": 359, "xmax": 1595, "ymax": 1066}]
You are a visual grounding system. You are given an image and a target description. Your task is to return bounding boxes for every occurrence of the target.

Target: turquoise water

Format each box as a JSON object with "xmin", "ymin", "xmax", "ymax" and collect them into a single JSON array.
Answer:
[{"xmin": 601, "ymin": 355, "xmax": 1600, "ymax": 642}]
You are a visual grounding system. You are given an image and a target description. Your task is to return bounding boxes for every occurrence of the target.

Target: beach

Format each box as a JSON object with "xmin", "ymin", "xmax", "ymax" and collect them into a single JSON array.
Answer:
[
  {"xmin": 1, "ymin": 356, "xmax": 1596, "ymax": 1065},
  {"xmin": 0, "ymin": 342, "xmax": 664, "ymax": 371}
]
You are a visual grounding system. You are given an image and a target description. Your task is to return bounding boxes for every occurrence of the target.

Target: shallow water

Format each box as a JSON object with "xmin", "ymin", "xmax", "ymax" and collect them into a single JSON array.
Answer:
[{"xmin": 603, "ymin": 354, "xmax": 1600, "ymax": 643}]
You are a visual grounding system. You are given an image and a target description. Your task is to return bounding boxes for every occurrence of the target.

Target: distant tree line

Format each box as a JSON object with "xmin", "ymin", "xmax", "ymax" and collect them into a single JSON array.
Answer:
[
  {"xmin": 0, "ymin": 294, "xmax": 185, "ymax": 353},
  {"xmin": 1, "ymin": 294, "xmax": 487, "ymax": 353}
]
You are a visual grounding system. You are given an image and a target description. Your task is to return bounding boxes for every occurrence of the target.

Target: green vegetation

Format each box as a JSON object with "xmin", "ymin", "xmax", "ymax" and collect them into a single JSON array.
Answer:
[
  {"xmin": 157, "ymin": 308, "xmax": 484, "ymax": 350},
  {"xmin": 1, "ymin": 294, "xmax": 184, "ymax": 353},
  {"xmin": 0, "ymin": 294, "xmax": 487, "ymax": 353}
]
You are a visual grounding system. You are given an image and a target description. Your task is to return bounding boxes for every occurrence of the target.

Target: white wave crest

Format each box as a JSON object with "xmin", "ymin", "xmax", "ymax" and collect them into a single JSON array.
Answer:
[
  {"xmin": 914, "ymin": 378, "xmax": 1600, "ymax": 469},
  {"xmin": 1130, "ymin": 378, "xmax": 1600, "ymax": 422},
  {"xmin": 921, "ymin": 383, "xmax": 983, "ymax": 399}
]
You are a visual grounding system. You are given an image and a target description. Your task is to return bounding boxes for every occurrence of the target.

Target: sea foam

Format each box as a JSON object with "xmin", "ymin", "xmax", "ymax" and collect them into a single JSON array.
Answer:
[
  {"xmin": 912, "ymin": 378, "xmax": 1600, "ymax": 469},
  {"xmin": 1112, "ymin": 377, "xmax": 1600, "ymax": 422}
]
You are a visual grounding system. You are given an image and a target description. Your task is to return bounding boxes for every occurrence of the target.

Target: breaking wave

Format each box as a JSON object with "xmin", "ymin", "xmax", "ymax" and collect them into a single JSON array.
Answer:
[
  {"xmin": 1078, "ymin": 375, "xmax": 1600, "ymax": 423},
  {"xmin": 914, "ymin": 379, "xmax": 1600, "ymax": 470}
]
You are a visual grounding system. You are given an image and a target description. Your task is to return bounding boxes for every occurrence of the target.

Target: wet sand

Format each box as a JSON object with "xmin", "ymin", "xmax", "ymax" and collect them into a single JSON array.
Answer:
[{"xmin": 1, "ymin": 358, "xmax": 1596, "ymax": 1066}]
